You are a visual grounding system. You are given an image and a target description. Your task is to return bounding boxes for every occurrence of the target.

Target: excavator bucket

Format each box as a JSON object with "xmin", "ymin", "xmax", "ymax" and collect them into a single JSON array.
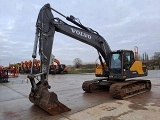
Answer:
[
  {"xmin": 28, "ymin": 77, "xmax": 71, "ymax": 116},
  {"xmin": 29, "ymin": 89, "xmax": 71, "ymax": 115}
]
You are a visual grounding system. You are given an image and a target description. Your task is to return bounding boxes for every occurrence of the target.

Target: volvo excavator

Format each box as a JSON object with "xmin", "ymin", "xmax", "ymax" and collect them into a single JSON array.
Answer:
[{"xmin": 27, "ymin": 4, "xmax": 151, "ymax": 115}]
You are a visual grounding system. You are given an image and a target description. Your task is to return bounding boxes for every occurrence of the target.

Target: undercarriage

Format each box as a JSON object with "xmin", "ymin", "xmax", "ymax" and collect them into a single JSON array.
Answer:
[{"xmin": 82, "ymin": 78, "xmax": 151, "ymax": 99}]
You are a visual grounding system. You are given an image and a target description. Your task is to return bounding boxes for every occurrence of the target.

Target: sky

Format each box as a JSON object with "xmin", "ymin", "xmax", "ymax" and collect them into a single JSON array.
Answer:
[{"xmin": 0, "ymin": 0, "xmax": 160, "ymax": 66}]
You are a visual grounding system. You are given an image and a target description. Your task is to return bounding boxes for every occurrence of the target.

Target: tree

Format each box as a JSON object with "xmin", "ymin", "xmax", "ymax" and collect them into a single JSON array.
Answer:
[
  {"xmin": 142, "ymin": 52, "xmax": 149, "ymax": 60},
  {"xmin": 152, "ymin": 52, "xmax": 160, "ymax": 61},
  {"xmin": 151, "ymin": 52, "xmax": 160, "ymax": 68},
  {"xmin": 73, "ymin": 58, "xmax": 83, "ymax": 68}
]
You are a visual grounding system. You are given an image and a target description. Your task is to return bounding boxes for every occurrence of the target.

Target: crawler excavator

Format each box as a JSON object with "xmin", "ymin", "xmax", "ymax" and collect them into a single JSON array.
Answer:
[
  {"xmin": 27, "ymin": 4, "xmax": 151, "ymax": 115},
  {"xmin": 49, "ymin": 58, "xmax": 68, "ymax": 74}
]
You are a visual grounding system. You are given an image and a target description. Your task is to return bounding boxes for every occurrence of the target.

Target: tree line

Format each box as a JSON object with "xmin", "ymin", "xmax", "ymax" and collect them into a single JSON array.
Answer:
[{"xmin": 143, "ymin": 52, "xmax": 160, "ymax": 69}]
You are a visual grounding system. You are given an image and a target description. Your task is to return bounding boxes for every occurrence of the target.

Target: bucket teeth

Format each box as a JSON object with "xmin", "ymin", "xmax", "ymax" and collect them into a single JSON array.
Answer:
[{"xmin": 29, "ymin": 90, "xmax": 71, "ymax": 115}]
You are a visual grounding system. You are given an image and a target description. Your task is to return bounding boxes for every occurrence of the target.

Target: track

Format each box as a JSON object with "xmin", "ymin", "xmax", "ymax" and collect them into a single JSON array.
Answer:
[
  {"xmin": 82, "ymin": 79, "xmax": 151, "ymax": 99},
  {"xmin": 82, "ymin": 78, "xmax": 113, "ymax": 92},
  {"xmin": 109, "ymin": 79, "xmax": 151, "ymax": 99}
]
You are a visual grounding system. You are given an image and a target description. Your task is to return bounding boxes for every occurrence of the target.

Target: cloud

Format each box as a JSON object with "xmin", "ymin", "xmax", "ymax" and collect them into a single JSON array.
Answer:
[{"xmin": 0, "ymin": 0, "xmax": 160, "ymax": 66}]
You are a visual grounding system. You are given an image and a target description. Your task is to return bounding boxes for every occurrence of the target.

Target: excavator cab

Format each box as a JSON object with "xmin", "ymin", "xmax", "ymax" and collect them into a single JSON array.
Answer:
[{"xmin": 109, "ymin": 50, "xmax": 147, "ymax": 80}]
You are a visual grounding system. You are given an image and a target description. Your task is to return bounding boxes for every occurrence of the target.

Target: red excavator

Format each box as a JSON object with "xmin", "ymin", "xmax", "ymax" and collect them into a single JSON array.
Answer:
[
  {"xmin": 49, "ymin": 58, "xmax": 68, "ymax": 74},
  {"xmin": 27, "ymin": 4, "xmax": 151, "ymax": 115},
  {"xmin": 19, "ymin": 59, "xmax": 40, "ymax": 74}
]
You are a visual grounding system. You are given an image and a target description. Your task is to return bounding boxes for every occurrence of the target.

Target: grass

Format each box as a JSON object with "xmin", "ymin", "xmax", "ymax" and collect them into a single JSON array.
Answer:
[{"xmin": 68, "ymin": 68, "xmax": 94, "ymax": 74}]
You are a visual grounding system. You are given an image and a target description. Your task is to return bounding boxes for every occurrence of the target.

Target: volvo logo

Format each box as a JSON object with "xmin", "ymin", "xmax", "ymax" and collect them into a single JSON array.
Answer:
[{"xmin": 71, "ymin": 28, "xmax": 91, "ymax": 39}]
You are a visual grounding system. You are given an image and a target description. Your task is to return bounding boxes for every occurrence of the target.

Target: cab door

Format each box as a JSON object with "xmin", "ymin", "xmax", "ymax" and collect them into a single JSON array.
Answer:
[
  {"xmin": 122, "ymin": 51, "xmax": 135, "ymax": 77},
  {"xmin": 123, "ymin": 51, "xmax": 134, "ymax": 70}
]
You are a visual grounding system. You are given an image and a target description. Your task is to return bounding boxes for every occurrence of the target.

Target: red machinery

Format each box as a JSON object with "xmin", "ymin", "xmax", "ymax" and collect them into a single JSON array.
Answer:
[
  {"xmin": 0, "ymin": 65, "xmax": 9, "ymax": 82},
  {"xmin": 49, "ymin": 59, "xmax": 68, "ymax": 74},
  {"xmin": 19, "ymin": 59, "xmax": 40, "ymax": 74}
]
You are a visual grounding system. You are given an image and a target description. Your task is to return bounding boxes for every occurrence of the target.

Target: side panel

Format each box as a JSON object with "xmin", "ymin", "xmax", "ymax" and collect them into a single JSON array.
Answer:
[{"xmin": 130, "ymin": 61, "xmax": 144, "ymax": 74}]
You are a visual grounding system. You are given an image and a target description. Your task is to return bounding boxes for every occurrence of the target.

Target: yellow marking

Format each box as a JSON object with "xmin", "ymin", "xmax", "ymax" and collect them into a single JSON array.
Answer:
[{"xmin": 130, "ymin": 61, "xmax": 144, "ymax": 74}]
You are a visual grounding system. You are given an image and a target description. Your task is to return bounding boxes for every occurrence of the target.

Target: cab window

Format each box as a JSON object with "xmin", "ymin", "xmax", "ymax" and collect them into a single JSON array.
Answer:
[
  {"xmin": 124, "ymin": 51, "xmax": 134, "ymax": 70},
  {"xmin": 111, "ymin": 53, "xmax": 121, "ymax": 69}
]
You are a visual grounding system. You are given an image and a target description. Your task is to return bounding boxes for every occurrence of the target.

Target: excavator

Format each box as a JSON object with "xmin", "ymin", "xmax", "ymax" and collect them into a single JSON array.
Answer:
[
  {"xmin": 49, "ymin": 58, "xmax": 68, "ymax": 74},
  {"xmin": 27, "ymin": 4, "xmax": 151, "ymax": 115}
]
